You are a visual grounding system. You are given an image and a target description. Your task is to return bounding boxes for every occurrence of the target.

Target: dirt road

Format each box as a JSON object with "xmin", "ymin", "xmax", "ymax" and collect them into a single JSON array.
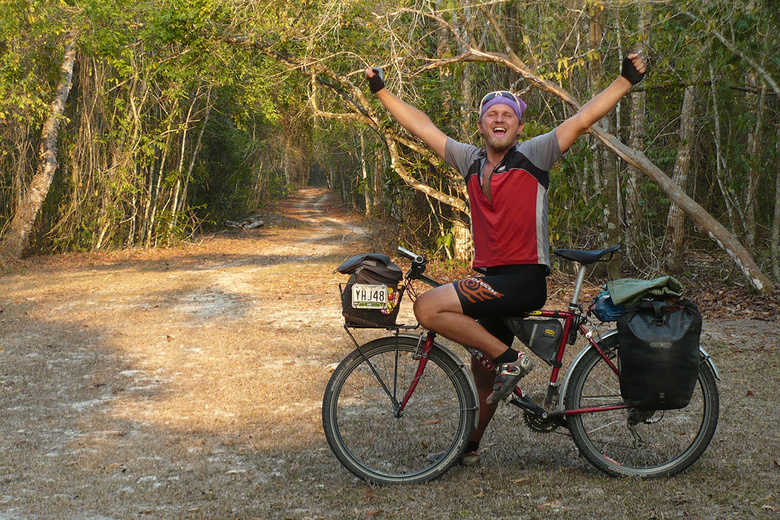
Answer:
[{"xmin": 1, "ymin": 187, "xmax": 778, "ymax": 519}]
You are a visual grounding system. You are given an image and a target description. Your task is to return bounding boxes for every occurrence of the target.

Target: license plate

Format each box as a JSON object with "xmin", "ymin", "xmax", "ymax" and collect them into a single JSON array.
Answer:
[{"xmin": 351, "ymin": 284, "xmax": 389, "ymax": 309}]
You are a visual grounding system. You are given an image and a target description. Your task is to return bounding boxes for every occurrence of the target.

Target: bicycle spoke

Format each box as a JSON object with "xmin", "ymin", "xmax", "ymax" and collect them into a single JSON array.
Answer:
[
  {"xmin": 357, "ymin": 345, "xmax": 401, "ymax": 409},
  {"xmin": 565, "ymin": 335, "xmax": 719, "ymax": 478},
  {"xmin": 322, "ymin": 337, "xmax": 476, "ymax": 484}
]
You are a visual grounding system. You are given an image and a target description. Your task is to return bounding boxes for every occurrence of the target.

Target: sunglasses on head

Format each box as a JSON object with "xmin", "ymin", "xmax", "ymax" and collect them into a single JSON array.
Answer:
[{"xmin": 478, "ymin": 91, "xmax": 519, "ymax": 112}]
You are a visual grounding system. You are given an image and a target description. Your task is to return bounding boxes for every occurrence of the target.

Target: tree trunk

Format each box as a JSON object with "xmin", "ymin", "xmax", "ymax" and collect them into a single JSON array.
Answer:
[
  {"xmin": 169, "ymin": 93, "xmax": 198, "ymax": 233},
  {"xmin": 147, "ymin": 124, "xmax": 172, "ymax": 248},
  {"xmin": 625, "ymin": 4, "xmax": 650, "ymax": 268},
  {"xmin": 360, "ymin": 130, "xmax": 371, "ymax": 217},
  {"xmin": 709, "ymin": 64, "xmax": 740, "ymax": 237},
  {"xmin": 374, "ymin": 149, "xmax": 383, "ymax": 216},
  {"xmin": 772, "ymin": 121, "xmax": 780, "ymax": 281},
  {"xmin": 452, "ymin": 218, "xmax": 473, "ymax": 262},
  {"xmin": 625, "ymin": 88, "xmax": 646, "ymax": 265},
  {"xmin": 179, "ymin": 96, "xmax": 211, "ymax": 223},
  {"xmin": 589, "ymin": 4, "xmax": 620, "ymax": 278},
  {"xmin": 744, "ymin": 84, "xmax": 766, "ymax": 251},
  {"xmin": 0, "ymin": 37, "xmax": 77, "ymax": 262},
  {"xmin": 663, "ymin": 83, "xmax": 696, "ymax": 272},
  {"xmin": 601, "ymin": 124, "xmax": 621, "ymax": 279}
]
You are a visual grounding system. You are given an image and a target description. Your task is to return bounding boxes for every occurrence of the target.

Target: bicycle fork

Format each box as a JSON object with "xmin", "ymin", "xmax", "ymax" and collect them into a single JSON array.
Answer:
[
  {"xmin": 393, "ymin": 332, "xmax": 435, "ymax": 417},
  {"xmin": 349, "ymin": 329, "xmax": 436, "ymax": 418},
  {"xmin": 346, "ymin": 328, "xmax": 432, "ymax": 418}
]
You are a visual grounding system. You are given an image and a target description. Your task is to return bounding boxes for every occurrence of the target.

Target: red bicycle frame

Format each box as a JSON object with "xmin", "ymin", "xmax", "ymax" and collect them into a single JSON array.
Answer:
[{"xmin": 393, "ymin": 310, "xmax": 631, "ymax": 418}]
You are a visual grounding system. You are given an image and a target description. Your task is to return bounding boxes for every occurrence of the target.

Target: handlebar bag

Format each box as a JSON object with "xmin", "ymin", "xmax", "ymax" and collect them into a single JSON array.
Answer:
[
  {"xmin": 617, "ymin": 298, "xmax": 702, "ymax": 410},
  {"xmin": 336, "ymin": 253, "xmax": 403, "ymax": 285}
]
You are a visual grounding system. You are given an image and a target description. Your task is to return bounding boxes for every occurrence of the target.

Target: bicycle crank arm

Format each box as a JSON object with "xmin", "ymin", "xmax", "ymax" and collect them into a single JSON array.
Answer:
[{"xmin": 507, "ymin": 394, "xmax": 550, "ymax": 418}]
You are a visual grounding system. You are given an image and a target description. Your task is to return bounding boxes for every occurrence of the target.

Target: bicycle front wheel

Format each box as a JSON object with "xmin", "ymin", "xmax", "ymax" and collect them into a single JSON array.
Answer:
[
  {"xmin": 322, "ymin": 335, "xmax": 477, "ymax": 484},
  {"xmin": 565, "ymin": 334, "xmax": 719, "ymax": 478}
]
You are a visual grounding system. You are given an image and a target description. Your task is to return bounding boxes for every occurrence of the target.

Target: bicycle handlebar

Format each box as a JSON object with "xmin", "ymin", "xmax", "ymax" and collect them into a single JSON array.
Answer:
[
  {"xmin": 396, "ymin": 246, "xmax": 440, "ymax": 288},
  {"xmin": 396, "ymin": 246, "xmax": 425, "ymax": 265}
]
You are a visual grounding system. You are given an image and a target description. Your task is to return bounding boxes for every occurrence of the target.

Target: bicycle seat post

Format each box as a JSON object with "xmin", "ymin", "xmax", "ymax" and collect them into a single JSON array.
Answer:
[
  {"xmin": 569, "ymin": 263, "xmax": 588, "ymax": 309},
  {"xmin": 554, "ymin": 245, "xmax": 620, "ymax": 310}
]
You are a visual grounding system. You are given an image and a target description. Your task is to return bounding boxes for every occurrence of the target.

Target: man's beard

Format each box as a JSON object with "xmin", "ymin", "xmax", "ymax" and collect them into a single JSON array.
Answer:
[{"xmin": 483, "ymin": 132, "xmax": 517, "ymax": 153}]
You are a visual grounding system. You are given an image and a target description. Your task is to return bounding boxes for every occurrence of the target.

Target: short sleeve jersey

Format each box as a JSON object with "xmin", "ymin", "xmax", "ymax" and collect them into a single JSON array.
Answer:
[{"xmin": 445, "ymin": 130, "xmax": 563, "ymax": 269}]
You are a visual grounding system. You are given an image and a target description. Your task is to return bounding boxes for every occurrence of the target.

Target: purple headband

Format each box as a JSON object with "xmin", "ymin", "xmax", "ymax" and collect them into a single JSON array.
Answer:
[{"xmin": 480, "ymin": 94, "xmax": 527, "ymax": 122}]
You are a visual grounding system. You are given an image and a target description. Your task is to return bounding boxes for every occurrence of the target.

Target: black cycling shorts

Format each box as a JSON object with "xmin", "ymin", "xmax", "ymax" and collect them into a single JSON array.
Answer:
[{"xmin": 452, "ymin": 264, "xmax": 548, "ymax": 347}]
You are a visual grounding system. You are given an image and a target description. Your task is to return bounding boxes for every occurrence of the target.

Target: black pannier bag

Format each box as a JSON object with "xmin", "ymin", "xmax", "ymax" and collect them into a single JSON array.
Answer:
[
  {"xmin": 336, "ymin": 254, "xmax": 404, "ymax": 327},
  {"xmin": 617, "ymin": 298, "xmax": 702, "ymax": 410},
  {"xmin": 503, "ymin": 317, "xmax": 563, "ymax": 366}
]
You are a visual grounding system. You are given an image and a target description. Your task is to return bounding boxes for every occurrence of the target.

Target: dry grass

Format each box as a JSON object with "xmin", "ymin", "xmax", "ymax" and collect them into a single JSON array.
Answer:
[{"xmin": 0, "ymin": 187, "xmax": 778, "ymax": 519}]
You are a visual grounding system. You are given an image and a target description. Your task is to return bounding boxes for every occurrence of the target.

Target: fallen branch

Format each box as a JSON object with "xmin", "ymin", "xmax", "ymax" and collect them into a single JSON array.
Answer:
[
  {"xmin": 415, "ymin": 11, "xmax": 774, "ymax": 293},
  {"xmin": 226, "ymin": 216, "xmax": 265, "ymax": 230}
]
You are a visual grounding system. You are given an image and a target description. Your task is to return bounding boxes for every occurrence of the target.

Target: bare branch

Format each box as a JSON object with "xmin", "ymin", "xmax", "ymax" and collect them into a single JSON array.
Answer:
[
  {"xmin": 221, "ymin": 32, "xmax": 468, "ymax": 214},
  {"xmin": 679, "ymin": 9, "xmax": 780, "ymax": 96},
  {"xmin": 404, "ymin": 7, "xmax": 773, "ymax": 292}
]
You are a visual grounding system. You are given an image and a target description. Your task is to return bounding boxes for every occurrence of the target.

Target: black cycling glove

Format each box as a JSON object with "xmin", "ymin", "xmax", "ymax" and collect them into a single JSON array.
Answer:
[
  {"xmin": 368, "ymin": 67, "xmax": 385, "ymax": 93},
  {"xmin": 621, "ymin": 56, "xmax": 645, "ymax": 85}
]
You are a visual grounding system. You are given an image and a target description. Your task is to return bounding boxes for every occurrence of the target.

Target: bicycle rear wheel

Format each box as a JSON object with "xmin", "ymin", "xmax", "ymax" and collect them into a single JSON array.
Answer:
[
  {"xmin": 322, "ymin": 335, "xmax": 477, "ymax": 484},
  {"xmin": 565, "ymin": 334, "xmax": 719, "ymax": 478}
]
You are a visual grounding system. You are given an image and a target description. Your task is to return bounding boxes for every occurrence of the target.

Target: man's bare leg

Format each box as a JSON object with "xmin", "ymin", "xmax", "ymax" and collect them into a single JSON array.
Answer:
[
  {"xmin": 414, "ymin": 283, "xmax": 525, "ymax": 459},
  {"xmin": 414, "ymin": 283, "xmax": 512, "ymax": 463},
  {"xmin": 470, "ymin": 355, "xmax": 500, "ymax": 444},
  {"xmin": 412, "ymin": 284, "xmax": 511, "ymax": 359}
]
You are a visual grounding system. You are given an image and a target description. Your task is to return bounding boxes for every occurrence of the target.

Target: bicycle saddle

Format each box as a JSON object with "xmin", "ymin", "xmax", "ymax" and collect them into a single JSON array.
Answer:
[{"xmin": 553, "ymin": 245, "xmax": 620, "ymax": 265}]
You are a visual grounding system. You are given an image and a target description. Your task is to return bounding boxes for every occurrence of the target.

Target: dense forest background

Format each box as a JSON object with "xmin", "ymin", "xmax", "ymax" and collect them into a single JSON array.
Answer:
[{"xmin": 1, "ymin": 0, "xmax": 778, "ymax": 291}]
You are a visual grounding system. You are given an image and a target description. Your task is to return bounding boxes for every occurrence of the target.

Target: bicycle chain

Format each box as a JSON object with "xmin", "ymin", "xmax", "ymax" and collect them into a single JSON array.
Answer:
[{"xmin": 522, "ymin": 391, "xmax": 562, "ymax": 433}]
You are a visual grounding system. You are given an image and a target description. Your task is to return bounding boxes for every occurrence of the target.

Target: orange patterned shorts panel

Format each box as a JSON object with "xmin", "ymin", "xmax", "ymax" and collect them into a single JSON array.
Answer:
[{"xmin": 451, "ymin": 264, "xmax": 548, "ymax": 319}]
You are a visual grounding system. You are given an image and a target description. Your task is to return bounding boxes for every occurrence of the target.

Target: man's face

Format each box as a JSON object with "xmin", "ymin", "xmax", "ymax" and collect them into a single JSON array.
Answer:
[{"xmin": 477, "ymin": 104, "xmax": 523, "ymax": 153}]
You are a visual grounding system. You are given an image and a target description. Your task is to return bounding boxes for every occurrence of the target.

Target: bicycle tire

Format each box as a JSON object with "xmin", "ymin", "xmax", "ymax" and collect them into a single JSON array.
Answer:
[
  {"xmin": 565, "ymin": 334, "xmax": 719, "ymax": 478},
  {"xmin": 322, "ymin": 335, "xmax": 477, "ymax": 484}
]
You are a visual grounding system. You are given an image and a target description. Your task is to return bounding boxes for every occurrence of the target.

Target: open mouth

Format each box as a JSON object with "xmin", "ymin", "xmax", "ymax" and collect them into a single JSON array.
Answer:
[{"xmin": 492, "ymin": 126, "xmax": 508, "ymax": 137}]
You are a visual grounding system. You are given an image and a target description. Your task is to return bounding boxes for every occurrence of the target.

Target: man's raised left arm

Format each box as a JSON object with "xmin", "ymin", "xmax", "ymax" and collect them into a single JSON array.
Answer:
[{"xmin": 555, "ymin": 53, "xmax": 646, "ymax": 153}]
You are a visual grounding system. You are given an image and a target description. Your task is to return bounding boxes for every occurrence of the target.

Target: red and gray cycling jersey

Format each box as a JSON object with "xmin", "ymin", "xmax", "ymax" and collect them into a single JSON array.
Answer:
[{"xmin": 444, "ymin": 130, "xmax": 563, "ymax": 269}]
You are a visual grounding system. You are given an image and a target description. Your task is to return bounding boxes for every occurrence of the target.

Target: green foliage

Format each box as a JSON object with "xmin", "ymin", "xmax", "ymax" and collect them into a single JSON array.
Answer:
[
  {"xmin": 0, "ymin": 0, "xmax": 778, "ymax": 273},
  {"xmin": 0, "ymin": 0, "xmax": 325, "ymax": 252}
]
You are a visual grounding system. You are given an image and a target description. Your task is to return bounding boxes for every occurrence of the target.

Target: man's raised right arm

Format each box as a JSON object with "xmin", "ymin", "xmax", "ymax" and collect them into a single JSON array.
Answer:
[{"xmin": 365, "ymin": 67, "xmax": 448, "ymax": 159}]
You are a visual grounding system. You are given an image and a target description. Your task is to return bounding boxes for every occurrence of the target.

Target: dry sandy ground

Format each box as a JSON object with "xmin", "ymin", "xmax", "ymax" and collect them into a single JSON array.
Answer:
[{"xmin": 1, "ymin": 187, "xmax": 778, "ymax": 519}]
